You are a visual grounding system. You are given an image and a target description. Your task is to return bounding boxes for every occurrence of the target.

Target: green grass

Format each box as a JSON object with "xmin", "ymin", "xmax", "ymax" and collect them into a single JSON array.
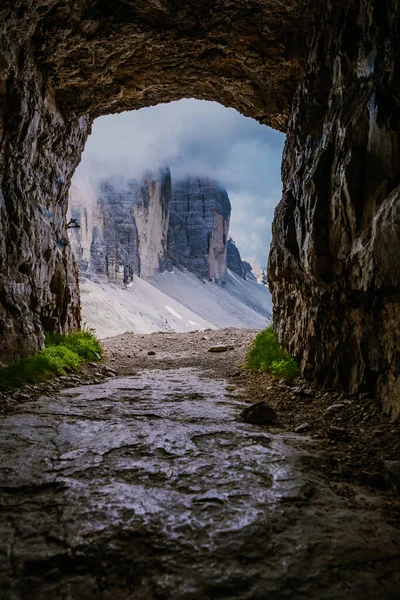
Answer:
[
  {"xmin": 246, "ymin": 326, "xmax": 300, "ymax": 380},
  {"xmin": 0, "ymin": 328, "xmax": 102, "ymax": 391}
]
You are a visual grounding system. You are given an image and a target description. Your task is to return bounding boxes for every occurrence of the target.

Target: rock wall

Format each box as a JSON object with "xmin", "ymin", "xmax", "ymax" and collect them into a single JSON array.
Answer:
[
  {"xmin": 133, "ymin": 170, "xmax": 171, "ymax": 279},
  {"xmin": 269, "ymin": 0, "xmax": 400, "ymax": 418},
  {"xmin": 168, "ymin": 178, "xmax": 231, "ymax": 281},
  {"xmin": 69, "ymin": 169, "xmax": 171, "ymax": 282},
  {"xmin": 0, "ymin": 30, "xmax": 89, "ymax": 359}
]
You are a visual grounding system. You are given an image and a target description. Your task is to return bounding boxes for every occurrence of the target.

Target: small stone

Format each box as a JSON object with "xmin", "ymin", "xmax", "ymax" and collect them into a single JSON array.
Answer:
[
  {"xmin": 148, "ymin": 350, "xmax": 156, "ymax": 356},
  {"xmin": 326, "ymin": 403, "xmax": 345, "ymax": 412},
  {"xmin": 103, "ymin": 366, "xmax": 118, "ymax": 376},
  {"xmin": 383, "ymin": 461, "xmax": 400, "ymax": 492},
  {"xmin": 360, "ymin": 472, "xmax": 388, "ymax": 490},
  {"xmin": 339, "ymin": 464, "xmax": 353, "ymax": 478},
  {"xmin": 291, "ymin": 387, "xmax": 312, "ymax": 398},
  {"xmin": 294, "ymin": 423, "xmax": 310, "ymax": 433},
  {"xmin": 240, "ymin": 402, "xmax": 278, "ymax": 425},
  {"xmin": 208, "ymin": 345, "xmax": 234, "ymax": 353},
  {"xmin": 328, "ymin": 426, "xmax": 350, "ymax": 442}
]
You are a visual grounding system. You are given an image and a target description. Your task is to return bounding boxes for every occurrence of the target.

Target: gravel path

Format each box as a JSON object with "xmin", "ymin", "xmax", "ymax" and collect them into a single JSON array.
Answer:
[{"xmin": 1, "ymin": 329, "xmax": 400, "ymax": 598}]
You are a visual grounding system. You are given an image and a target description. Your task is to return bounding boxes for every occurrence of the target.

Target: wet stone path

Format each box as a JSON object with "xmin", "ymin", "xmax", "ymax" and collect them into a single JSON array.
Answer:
[{"xmin": 1, "ymin": 368, "xmax": 400, "ymax": 599}]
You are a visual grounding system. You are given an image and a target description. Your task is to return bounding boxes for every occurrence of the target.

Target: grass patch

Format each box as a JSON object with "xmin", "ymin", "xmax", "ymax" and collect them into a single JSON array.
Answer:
[
  {"xmin": 246, "ymin": 326, "xmax": 300, "ymax": 380},
  {"xmin": 0, "ymin": 328, "xmax": 102, "ymax": 391}
]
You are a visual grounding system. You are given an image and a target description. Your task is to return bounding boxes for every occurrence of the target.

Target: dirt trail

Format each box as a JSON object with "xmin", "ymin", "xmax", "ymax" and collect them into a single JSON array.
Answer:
[{"xmin": 1, "ymin": 328, "xmax": 400, "ymax": 598}]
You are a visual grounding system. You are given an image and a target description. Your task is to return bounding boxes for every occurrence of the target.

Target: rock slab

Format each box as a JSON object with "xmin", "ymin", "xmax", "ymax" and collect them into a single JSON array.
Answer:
[{"xmin": 0, "ymin": 369, "xmax": 399, "ymax": 598}]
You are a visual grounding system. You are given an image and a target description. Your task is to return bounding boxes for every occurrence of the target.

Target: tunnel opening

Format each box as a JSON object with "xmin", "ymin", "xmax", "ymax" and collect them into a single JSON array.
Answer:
[{"xmin": 66, "ymin": 99, "xmax": 284, "ymax": 338}]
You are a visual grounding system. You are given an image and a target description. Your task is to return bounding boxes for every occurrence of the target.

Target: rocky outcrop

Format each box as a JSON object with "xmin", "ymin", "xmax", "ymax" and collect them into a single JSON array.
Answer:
[
  {"xmin": 268, "ymin": 1, "xmax": 400, "ymax": 418},
  {"xmin": 227, "ymin": 246, "xmax": 264, "ymax": 284},
  {"xmin": 227, "ymin": 238, "xmax": 246, "ymax": 279},
  {"xmin": 69, "ymin": 169, "xmax": 170, "ymax": 282},
  {"xmin": 1, "ymin": 1, "xmax": 399, "ymax": 417},
  {"xmin": 168, "ymin": 178, "xmax": 231, "ymax": 281}
]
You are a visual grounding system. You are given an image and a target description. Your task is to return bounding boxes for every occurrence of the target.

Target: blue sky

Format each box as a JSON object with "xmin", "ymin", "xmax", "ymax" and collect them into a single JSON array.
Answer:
[{"xmin": 76, "ymin": 99, "xmax": 285, "ymax": 267}]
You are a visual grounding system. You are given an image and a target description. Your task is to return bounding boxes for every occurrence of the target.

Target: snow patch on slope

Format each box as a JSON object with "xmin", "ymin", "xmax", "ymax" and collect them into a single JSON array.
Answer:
[{"xmin": 152, "ymin": 269, "xmax": 272, "ymax": 330}]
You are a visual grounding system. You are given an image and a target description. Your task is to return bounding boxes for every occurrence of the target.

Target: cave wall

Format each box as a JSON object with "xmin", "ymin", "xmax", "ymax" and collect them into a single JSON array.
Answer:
[
  {"xmin": 0, "ymin": 22, "xmax": 90, "ymax": 358},
  {"xmin": 268, "ymin": 0, "xmax": 400, "ymax": 418}
]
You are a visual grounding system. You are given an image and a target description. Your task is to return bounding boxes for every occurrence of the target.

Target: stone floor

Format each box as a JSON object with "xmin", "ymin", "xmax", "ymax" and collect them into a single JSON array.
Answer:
[{"xmin": 1, "ymin": 365, "xmax": 400, "ymax": 599}]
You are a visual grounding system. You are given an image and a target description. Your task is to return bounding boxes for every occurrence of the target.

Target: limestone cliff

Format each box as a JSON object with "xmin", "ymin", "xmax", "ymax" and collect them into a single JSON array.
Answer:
[
  {"xmin": 227, "ymin": 238, "xmax": 246, "ymax": 279},
  {"xmin": 69, "ymin": 169, "xmax": 171, "ymax": 282},
  {"xmin": 70, "ymin": 173, "xmax": 233, "ymax": 284},
  {"xmin": 168, "ymin": 178, "xmax": 231, "ymax": 281}
]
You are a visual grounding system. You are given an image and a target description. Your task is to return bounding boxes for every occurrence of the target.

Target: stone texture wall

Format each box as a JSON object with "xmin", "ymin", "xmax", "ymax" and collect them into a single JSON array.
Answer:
[
  {"xmin": 0, "ymin": 28, "xmax": 90, "ymax": 359},
  {"xmin": 269, "ymin": 0, "xmax": 400, "ymax": 418},
  {"xmin": 133, "ymin": 170, "xmax": 171, "ymax": 280}
]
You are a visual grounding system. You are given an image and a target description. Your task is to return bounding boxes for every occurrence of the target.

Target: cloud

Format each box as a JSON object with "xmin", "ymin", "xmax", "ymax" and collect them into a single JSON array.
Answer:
[{"xmin": 75, "ymin": 99, "xmax": 285, "ymax": 265}]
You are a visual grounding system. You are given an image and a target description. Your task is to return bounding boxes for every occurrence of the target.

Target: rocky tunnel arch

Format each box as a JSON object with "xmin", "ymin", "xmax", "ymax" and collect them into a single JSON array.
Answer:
[{"xmin": 0, "ymin": 0, "xmax": 399, "ymax": 417}]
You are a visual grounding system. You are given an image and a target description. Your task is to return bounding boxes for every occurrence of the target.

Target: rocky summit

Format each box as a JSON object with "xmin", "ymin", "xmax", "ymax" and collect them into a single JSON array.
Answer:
[
  {"xmin": 69, "ymin": 172, "xmax": 251, "ymax": 285},
  {"xmin": 168, "ymin": 177, "xmax": 231, "ymax": 281},
  {"xmin": 0, "ymin": 1, "xmax": 399, "ymax": 416}
]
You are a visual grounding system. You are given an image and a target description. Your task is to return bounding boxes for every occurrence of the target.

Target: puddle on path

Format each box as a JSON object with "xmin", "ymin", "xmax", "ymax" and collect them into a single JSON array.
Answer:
[{"xmin": 0, "ymin": 368, "xmax": 399, "ymax": 599}]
